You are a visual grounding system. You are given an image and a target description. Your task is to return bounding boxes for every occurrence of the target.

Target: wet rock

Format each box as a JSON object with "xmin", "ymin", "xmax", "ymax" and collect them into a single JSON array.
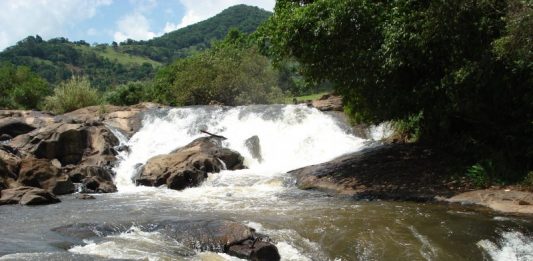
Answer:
[
  {"xmin": 53, "ymin": 219, "xmax": 280, "ymax": 261},
  {"xmin": 17, "ymin": 158, "xmax": 75, "ymax": 195},
  {"xmin": 0, "ymin": 186, "xmax": 60, "ymax": 205},
  {"xmin": 0, "ymin": 133, "xmax": 13, "ymax": 141},
  {"xmin": 244, "ymin": 135, "xmax": 263, "ymax": 163},
  {"xmin": 76, "ymin": 194, "xmax": 96, "ymax": 200},
  {"xmin": 311, "ymin": 94, "xmax": 343, "ymax": 111},
  {"xmin": 137, "ymin": 137, "xmax": 244, "ymax": 190},
  {"xmin": 71, "ymin": 166, "xmax": 117, "ymax": 193},
  {"xmin": 289, "ymin": 144, "xmax": 469, "ymax": 201}
]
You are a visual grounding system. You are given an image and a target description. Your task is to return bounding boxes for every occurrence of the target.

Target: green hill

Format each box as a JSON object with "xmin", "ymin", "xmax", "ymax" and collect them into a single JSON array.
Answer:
[{"xmin": 0, "ymin": 5, "xmax": 271, "ymax": 89}]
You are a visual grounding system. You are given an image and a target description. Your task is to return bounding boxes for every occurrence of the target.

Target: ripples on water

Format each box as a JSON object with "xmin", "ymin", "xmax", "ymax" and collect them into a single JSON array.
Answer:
[{"xmin": 1, "ymin": 105, "xmax": 532, "ymax": 260}]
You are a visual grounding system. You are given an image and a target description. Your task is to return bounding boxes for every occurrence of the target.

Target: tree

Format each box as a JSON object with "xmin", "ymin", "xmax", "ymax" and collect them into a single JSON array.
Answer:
[
  {"xmin": 152, "ymin": 30, "xmax": 283, "ymax": 106},
  {"xmin": 260, "ymin": 0, "xmax": 532, "ymax": 180},
  {"xmin": 0, "ymin": 63, "xmax": 50, "ymax": 109}
]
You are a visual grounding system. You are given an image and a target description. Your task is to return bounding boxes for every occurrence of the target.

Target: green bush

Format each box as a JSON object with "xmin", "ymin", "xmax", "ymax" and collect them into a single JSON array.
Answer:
[
  {"xmin": 43, "ymin": 76, "xmax": 101, "ymax": 113},
  {"xmin": 0, "ymin": 63, "xmax": 50, "ymax": 109},
  {"xmin": 153, "ymin": 30, "xmax": 284, "ymax": 106},
  {"xmin": 104, "ymin": 81, "xmax": 151, "ymax": 106}
]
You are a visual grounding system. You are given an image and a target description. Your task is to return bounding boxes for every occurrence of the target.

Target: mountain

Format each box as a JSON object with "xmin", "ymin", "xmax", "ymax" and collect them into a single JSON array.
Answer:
[
  {"xmin": 121, "ymin": 4, "xmax": 272, "ymax": 63},
  {"xmin": 0, "ymin": 5, "xmax": 271, "ymax": 90}
]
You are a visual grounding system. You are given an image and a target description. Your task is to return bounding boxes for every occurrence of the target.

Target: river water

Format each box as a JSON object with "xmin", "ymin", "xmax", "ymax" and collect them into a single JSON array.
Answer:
[{"xmin": 1, "ymin": 105, "xmax": 532, "ymax": 260}]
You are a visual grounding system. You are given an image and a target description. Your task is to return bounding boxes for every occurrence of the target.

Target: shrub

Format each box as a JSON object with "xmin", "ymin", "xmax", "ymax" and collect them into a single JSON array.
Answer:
[
  {"xmin": 104, "ymin": 81, "xmax": 151, "ymax": 106},
  {"xmin": 0, "ymin": 63, "xmax": 50, "ymax": 109},
  {"xmin": 43, "ymin": 76, "xmax": 100, "ymax": 113}
]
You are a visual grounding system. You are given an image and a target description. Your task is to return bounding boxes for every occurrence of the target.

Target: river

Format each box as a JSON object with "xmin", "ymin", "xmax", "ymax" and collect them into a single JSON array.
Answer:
[{"xmin": 1, "ymin": 105, "xmax": 532, "ymax": 260}]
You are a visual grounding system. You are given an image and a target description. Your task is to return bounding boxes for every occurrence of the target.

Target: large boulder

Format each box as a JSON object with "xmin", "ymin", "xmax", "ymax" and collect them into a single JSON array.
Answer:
[
  {"xmin": 17, "ymin": 158, "xmax": 75, "ymax": 195},
  {"xmin": 244, "ymin": 135, "xmax": 263, "ymax": 163},
  {"xmin": 0, "ymin": 145, "xmax": 21, "ymax": 190},
  {"xmin": 137, "ymin": 137, "xmax": 244, "ymax": 190},
  {"xmin": 53, "ymin": 219, "xmax": 280, "ymax": 261},
  {"xmin": 69, "ymin": 166, "xmax": 117, "ymax": 193},
  {"xmin": 0, "ymin": 110, "xmax": 55, "ymax": 133},
  {"xmin": 289, "ymin": 144, "xmax": 472, "ymax": 201},
  {"xmin": 0, "ymin": 186, "xmax": 60, "ymax": 205}
]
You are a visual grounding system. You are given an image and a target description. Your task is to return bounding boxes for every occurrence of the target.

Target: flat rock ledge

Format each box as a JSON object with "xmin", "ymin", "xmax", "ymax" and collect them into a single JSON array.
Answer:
[
  {"xmin": 289, "ymin": 143, "xmax": 471, "ymax": 201},
  {"xmin": 439, "ymin": 189, "xmax": 533, "ymax": 215}
]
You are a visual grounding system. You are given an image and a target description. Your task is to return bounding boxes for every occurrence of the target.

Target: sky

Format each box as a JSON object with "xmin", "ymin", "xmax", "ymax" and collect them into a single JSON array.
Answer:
[{"xmin": 0, "ymin": 0, "xmax": 275, "ymax": 50}]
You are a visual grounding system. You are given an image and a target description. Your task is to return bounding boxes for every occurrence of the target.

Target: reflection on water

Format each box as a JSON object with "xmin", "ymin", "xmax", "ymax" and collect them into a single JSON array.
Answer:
[{"xmin": 1, "ymin": 105, "xmax": 532, "ymax": 260}]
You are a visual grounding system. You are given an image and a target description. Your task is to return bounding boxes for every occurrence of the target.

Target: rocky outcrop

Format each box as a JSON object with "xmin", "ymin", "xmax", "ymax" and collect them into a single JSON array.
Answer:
[
  {"xmin": 0, "ymin": 145, "xmax": 21, "ymax": 190},
  {"xmin": 0, "ymin": 186, "xmax": 60, "ymax": 205},
  {"xmin": 245, "ymin": 135, "xmax": 263, "ymax": 163},
  {"xmin": 69, "ymin": 166, "xmax": 117, "ymax": 193},
  {"xmin": 289, "ymin": 144, "xmax": 471, "ymax": 201},
  {"xmin": 137, "ymin": 137, "xmax": 244, "ymax": 190},
  {"xmin": 0, "ymin": 110, "xmax": 55, "ymax": 136},
  {"xmin": 17, "ymin": 158, "xmax": 74, "ymax": 195},
  {"xmin": 53, "ymin": 219, "xmax": 280, "ymax": 261},
  {"xmin": 311, "ymin": 94, "xmax": 343, "ymax": 111},
  {"xmin": 440, "ymin": 189, "xmax": 533, "ymax": 215}
]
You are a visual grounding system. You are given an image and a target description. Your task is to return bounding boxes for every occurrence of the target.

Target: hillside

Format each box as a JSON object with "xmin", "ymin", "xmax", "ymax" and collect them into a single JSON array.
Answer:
[
  {"xmin": 0, "ymin": 5, "xmax": 271, "ymax": 89},
  {"xmin": 121, "ymin": 4, "xmax": 272, "ymax": 63}
]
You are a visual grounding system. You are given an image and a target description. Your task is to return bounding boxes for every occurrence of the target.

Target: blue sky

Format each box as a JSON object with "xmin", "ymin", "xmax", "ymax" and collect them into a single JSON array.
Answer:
[{"xmin": 0, "ymin": 0, "xmax": 275, "ymax": 50}]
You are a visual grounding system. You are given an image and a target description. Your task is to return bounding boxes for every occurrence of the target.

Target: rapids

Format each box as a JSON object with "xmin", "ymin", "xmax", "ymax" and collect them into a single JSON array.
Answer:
[{"xmin": 1, "ymin": 105, "xmax": 532, "ymax": 261}]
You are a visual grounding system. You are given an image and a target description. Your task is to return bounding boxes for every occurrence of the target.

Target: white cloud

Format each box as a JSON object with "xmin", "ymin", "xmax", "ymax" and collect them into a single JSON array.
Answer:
[
  {"xmin": 113, "ymin": 12, "xmax": 156, "ymax": 42},
  {"xmin": 175, "ymin": 0, "xmax": 275, "ymax": 28},
  {"xmin": 0, "ymin": 0, "xmax": 112, "ymax": 50}
]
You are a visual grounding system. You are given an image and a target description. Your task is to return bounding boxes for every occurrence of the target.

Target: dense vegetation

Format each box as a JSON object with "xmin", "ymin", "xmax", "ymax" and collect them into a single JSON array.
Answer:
[
  {"xmin": 259, "ymin": 0, "xmax": 532, "ymax": 183},
  {"xmin": 0, "ymin": 63, "xmax": 50, "ymax": 109},
  {"xmin": 0, "ymin": 5, "xmax": 271, "ymax": 90},
  {"xmin": 43, "ymin": 77, "xmax": 101, "ymax": 114}
]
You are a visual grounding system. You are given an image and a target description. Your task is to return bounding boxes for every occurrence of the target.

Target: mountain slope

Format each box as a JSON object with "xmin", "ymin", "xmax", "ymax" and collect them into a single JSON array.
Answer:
[
  {"xmin": 0, "ymin": 5, "xmax": 271, "ymax": 89},
  {"xmin": 120, "ymin": 5, "xmax": 272, "ymax": 62}
]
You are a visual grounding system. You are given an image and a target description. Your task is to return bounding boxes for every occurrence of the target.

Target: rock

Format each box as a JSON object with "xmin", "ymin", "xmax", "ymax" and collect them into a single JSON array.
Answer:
[
  {"xmin": 17, "ymin": 158, "xmax": 75, "ymax": 195},
  {"xmin": 70, "ymin": 166, "xmax": 117, "ymax": 193},
  {"xmin": 137, "ymin": 137, "xmax": 244, "ymax": 190},
  {"xmin": 443, "ymin": 189, "xmax": 533, "ymax": 215},
  {"xmin": 0, "ymin": 145, "xmax": 21, "ymax": 190},
  {"xmin": 53, "ymin": 219, "xmax": 280, "ymax": 260},
  {"xmin": 311, "ymin": 94, "xmax": 343, "ymax": 111},
  {"xmin": 76, "ymin": 194, "xmax": 96, "ymax": 200},
  {"xmin": 0, "ymin": 133, "xmax": 13, "ymax": 141},
  {"xmin": 0, "ymin": 119, "xmax": 36, "ymax": 138},
  {"xmin": 0, "ymin": 186, "xmax": 60, "ymax": 205},
  {"xmin": 244, "ymin": 135, "xmax": 263, "ymax": 163},
  {"xmin": 289, "ymin": 144, "xmax": 469, "ymax": 201}
]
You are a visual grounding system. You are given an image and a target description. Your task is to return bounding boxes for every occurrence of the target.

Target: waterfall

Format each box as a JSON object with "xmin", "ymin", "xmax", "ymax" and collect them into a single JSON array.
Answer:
[{"xmin": 112, "ymin": 104, "xmax": 366, "ymax": 191}]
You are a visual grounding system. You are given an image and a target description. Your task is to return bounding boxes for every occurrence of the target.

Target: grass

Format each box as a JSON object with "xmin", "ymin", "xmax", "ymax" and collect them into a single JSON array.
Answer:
[
  {"xmin": 283, "ymin": 92, "xmax": 329, "ymax": 104},
  {"xmin": 75, "ymin": 45, "xmax": 161, "ymax": 67}
]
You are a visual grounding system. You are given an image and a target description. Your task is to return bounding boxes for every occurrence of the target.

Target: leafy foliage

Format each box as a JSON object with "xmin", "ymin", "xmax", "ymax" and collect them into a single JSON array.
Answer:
[
  {"xmin": 152, "ymin": 30, "xmax": 283, "ymax": 106},
  {"xmin": 0, "ymin": 62, "xmax": 50, "ymax": 109},
  {"xmin": 104, "ymin": 81, "xmax": 152, "ymax": 106},
  {"xmin": 260, "ymin": 0, "xmax": 533, "ymax": 181},
  {"xmin": 44, "ymin": 76, "xmax": 101, "ymax": 113}
]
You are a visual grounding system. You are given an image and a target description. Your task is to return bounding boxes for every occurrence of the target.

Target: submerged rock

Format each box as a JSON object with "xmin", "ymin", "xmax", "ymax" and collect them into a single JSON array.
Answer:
[
  {"xmin": 244, "ymin": 135, "xmax": 263, "ymax": 163},
  {"xmin": 53, "ymin": 219, "xmax": 280, "ymax": 261},
  {"xmin": 0, "ymin": 186, "xmax": 60, "ymax": 205},
  {"xmin": 137, "ymin": 137, "xmax": 244, "ymax": 190}
]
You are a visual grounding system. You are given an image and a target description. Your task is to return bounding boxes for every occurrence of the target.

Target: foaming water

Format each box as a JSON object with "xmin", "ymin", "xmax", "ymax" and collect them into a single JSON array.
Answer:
[
  {"xmin": 114, "ymin": 105, "xmax": 365, "ymax": 191},
  {"xmin": 478, "ymin": 231, "xmax": 533, "ymax": 261}
]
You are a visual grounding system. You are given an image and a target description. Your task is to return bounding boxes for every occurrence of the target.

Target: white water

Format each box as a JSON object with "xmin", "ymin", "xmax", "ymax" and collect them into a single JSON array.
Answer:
[
  {"xmin": 478, "ymin": 231, "xmax": 533, "ymax": 261},
  {"xmin": 113, "ymin": 105, "xmax": 365, "ymax": 191}
]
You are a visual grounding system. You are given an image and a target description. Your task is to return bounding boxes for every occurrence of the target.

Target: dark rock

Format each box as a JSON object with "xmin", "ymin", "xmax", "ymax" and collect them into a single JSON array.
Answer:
[
  {"xmin": 53, "ymin": 219, "xmax": 279, "ymax": 260},
  {"xmin": 289, "ymin": 144, "xmax": 469, "ymax": 201},
  {"xmin": 0, "ymin": 134, "xmax": 13, "ymax": 141},
  {"xmin": 71, "ymin": 166, "xmax": 117, "ymax": 193},
  {"xmin": 0, "ymin": 119, "xmax": 36, "ymax": 138},
  {"xmin": 244, "ymin": 135, "xmax": 263, "ymax": 163},
  {"xmin": 0, "ymin": 186, "xmax": 60, "ymax": 205},
  {"xmin": 137, "ymin": 137, "xmax": 244, "ymax": 190},
  {"xmin": 18, "ymin": 158, "xmax": 75, "ymax": 195}
]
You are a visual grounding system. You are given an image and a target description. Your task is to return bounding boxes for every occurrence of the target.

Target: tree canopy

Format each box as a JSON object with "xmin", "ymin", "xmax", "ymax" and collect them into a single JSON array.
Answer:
[{"xmin": 259, "ymin": 0, "xmax": 532, "ymax": 180}]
